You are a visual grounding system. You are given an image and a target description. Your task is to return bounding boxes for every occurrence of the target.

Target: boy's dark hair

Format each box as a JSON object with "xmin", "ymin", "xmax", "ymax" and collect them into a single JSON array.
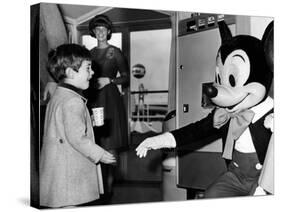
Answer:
[
  {"xmin": 48, "ymin": 44, "xmax": 91, "ymax": 82},
  {"xmin": 88, "ymin": 14, "xmax": 112, "ymax": 40}
]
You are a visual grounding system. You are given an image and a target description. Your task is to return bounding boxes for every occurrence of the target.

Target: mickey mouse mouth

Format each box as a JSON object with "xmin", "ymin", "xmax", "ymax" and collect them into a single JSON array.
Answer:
[
  {"xmin": 226, "ymin": 93, "xmax": 249, "ymax": 110},
  {"xmin": 227, "ymin": 104, "xmax": 237, "ymax": 110}
]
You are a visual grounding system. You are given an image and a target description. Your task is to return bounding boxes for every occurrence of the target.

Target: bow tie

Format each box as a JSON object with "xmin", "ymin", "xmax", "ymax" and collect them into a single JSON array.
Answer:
[{"xmin": 213, "ymin": 108, "xmax": 255, "ymax": 160}]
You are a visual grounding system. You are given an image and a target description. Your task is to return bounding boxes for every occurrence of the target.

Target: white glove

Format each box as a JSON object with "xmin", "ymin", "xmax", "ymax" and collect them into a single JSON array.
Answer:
[
  {"xmin": 253, "ymin": 186, "xmax": 267, "ymax": 196},
  {"xmin": 264, "ymin": 113, "xmax": 273, "ymax": 132},
  {"xmin": 135, "ymin": 132, "xmax": 176, "ymax": 158}
]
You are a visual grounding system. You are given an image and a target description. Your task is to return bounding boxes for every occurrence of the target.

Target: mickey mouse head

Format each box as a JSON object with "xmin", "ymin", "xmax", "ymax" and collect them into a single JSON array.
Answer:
[{"xmin": 204, "ymin": 21, "xmax": 273, "ymax": 113}]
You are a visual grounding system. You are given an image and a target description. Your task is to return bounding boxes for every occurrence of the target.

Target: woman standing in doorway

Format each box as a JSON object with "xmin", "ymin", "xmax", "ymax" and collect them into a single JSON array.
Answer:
[{"xmin": 86, "ymin": 14, "xmax": 129, "ymax": 201}]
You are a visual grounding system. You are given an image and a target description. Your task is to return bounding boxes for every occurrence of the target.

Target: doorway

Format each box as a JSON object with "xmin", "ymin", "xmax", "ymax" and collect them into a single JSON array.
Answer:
[{"xmin": 130, "ymin": 29, "xmax": 171, "ymax": 134}]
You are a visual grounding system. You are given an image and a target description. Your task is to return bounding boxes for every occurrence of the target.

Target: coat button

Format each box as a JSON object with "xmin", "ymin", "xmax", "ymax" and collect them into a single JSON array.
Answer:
[
  {"xmin": 59, "ymin": 139, "xmax": 64, "ymax": 144},
  {"xmin": 255, "ymin": 163, "xmax": 262, "ymax": 170}
]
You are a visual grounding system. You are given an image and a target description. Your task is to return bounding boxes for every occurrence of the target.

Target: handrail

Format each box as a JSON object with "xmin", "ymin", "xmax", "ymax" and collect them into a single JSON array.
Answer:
[
  {"xmin": 130, "ymin": 90, "xmax": 168, "ymax": 94},
  {"xmin": 131, "ymin": 115, "xmax": 165, "ymax": 118}
]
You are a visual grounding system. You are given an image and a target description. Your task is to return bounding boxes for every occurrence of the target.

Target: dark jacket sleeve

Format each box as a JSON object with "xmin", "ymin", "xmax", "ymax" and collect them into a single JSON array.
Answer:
[{"xmin": 171, "ymin": 110, "xmax": 224, "ymax": 150}]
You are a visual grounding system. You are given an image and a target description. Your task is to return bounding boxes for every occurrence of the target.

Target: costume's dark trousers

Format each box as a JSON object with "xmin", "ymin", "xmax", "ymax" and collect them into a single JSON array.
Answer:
[{"xmin": 204, "ymin": 150, "xmax": 261, "ymax": 198}]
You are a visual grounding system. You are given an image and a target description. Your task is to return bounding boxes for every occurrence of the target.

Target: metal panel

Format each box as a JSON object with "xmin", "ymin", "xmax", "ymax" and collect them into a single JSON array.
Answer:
[
  {"xmin": 177, "ymin": 24, "xmax": 235, "ymax": 152},
  {"xmin": 176, "ymin": 21, "xmax": 236, "ymax": 189}
]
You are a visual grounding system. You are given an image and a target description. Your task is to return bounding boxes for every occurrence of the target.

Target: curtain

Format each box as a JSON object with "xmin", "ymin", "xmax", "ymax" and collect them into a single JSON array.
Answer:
[
  {"xmin": 40, "ymin": 3, "xmax": 68, "ymax": 49},
  {"xmin": 39, "ymin": 3, "xmax": 68, "ymax": 91}
]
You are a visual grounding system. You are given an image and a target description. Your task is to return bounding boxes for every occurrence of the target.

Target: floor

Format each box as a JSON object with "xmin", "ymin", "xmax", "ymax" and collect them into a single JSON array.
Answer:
[{"xmin": 110, "ymin": 181, "xmax": 163, "ymax": 205}]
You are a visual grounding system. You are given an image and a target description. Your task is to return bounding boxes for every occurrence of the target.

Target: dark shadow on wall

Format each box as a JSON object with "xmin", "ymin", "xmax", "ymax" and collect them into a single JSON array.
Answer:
[{"xmin": 30, "ymin": 3, "xmax": 40, "ymax": 208}]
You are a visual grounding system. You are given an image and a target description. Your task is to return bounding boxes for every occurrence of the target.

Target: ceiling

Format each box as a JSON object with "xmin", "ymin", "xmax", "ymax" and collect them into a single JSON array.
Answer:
[
  {"xmin": 58, "ymin": 3, "xmax": 172, "ymax": 26},
  {"xmin": 59, "ymin": 4, "xmax": 101, "ymax": 20}
]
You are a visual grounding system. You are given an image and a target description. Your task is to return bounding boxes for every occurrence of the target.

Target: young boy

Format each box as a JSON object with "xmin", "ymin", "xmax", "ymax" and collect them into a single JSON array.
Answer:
[{"xmin": 40, "ymin": 44, "xmax": 116, "ymax": 208}]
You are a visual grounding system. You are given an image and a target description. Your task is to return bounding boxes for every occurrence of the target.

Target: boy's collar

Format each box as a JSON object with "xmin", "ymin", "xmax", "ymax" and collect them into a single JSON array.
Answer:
[{"xmin": 58, "ymin": 82, "xmax": 87, "ymax": 102}]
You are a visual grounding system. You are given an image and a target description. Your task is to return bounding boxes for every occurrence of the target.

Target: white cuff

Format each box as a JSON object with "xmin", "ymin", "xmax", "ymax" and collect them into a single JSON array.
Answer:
[{"xmin": 162, "ymin": 132, "xmax": 177, "ymax": 148}]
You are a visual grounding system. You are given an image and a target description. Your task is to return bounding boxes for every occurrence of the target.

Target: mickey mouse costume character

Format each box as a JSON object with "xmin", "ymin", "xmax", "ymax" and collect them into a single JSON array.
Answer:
[{"xmin": 136, "ymin": 20, "xmax": 274, "ymax": 198}]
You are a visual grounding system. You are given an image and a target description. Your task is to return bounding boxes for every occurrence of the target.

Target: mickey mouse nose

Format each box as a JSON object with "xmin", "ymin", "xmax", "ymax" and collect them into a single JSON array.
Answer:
[{"xmin": 203, "ymin": 84, "xmax": 218, "ymax": 98}]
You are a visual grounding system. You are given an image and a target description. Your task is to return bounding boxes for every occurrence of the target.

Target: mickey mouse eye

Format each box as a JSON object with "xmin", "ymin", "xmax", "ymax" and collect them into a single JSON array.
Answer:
[
  {"xmin": 229, "ymin": 74, "xmax": 236, "ymax": 87},
  {"xmin": 224, "ymin": 50, "xmax": 250, "ymax": 87}
]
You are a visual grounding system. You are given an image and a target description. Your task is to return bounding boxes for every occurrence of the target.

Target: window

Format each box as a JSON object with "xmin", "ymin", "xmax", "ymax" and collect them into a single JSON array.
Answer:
[
  {"xmin": 130, "ymin": 29, "xmax": 171, "ymax": 105},
  {"xmin": 130, "ymin": 29, "xmax": 171, "ymax": 130}
]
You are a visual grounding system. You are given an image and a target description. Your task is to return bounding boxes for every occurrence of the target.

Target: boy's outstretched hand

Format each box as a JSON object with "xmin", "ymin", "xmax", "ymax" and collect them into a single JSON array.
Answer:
[
  {"xmin": 100, "ymin": 151, "xmax": 116, "ymax": 164},
  {"xmin": 135, "ymin": 132, "xmax": 177, "ymax": 158}
]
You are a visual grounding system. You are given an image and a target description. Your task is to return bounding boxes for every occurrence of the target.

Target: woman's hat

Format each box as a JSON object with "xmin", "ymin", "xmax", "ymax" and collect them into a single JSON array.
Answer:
[{"xmin": 88, "ymin": 14, "xmax": 113, "ymax": 39}]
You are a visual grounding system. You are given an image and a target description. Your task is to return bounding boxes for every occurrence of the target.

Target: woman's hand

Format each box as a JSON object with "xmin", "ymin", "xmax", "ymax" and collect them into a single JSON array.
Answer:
[
  {"xmin": 100, "ymin": 150, "xmax": 116, "ymax": 164},
  {"xmin": 97, "ymin": 77, "xmax": 111, "ymax": 89},
  {"xmin": 91, "ymin": 115, "xmax": 96, "ymax": 127}
]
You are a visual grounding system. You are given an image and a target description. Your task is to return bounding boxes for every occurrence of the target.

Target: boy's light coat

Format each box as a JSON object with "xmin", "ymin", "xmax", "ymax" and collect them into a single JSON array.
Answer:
[{"xmin": 40, "ymin": 86, "xmax": 104, "ymax": 207}]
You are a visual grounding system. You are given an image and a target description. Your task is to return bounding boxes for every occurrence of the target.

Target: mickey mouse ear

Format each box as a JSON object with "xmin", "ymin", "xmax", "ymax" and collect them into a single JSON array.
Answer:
[
  {"xmin": 262, "ymin": 21, "xmax": 273, "ymax": 72},
  {"xmin": 218, "ymin": 20, "xmax": 233, "ymax": 44}
]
